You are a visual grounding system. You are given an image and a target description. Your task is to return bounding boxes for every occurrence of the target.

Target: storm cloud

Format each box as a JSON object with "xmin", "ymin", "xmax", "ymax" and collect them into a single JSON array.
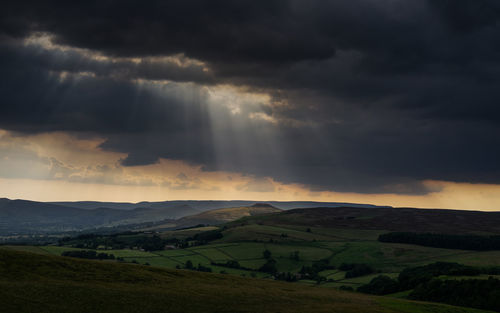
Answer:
[{"xmin": 1, "ymin": 0, "xmax": 500, "ymax": 194}]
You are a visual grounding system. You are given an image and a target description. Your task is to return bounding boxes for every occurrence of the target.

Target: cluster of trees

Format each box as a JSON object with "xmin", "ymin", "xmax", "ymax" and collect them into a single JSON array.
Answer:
[
  {"xmin": 211, "ymin": 260, "xmax": 252, "ymax": 271},
  {"xmin": 191, "ymin": 229, "xmax": 223, "ymax": 243},
  {"xmin": 398, "ymin": 261, "xmax": 479, "ymax": 290},
  {"xmin": 299, "ymin": 259, "xmax": 336, "ymax": 281},
  {"xmin": 339, "ymin": 263, "xmax": 375, "ymax": 278},
  {"xmin": 61, "ymin": 250, "xmax": 115, "ymax": 260},
  {"xmin": 258, "ymin": 249, "xmax": 301, "ymax": 279},
  {"xmin": 211, "ymin": 249, "xmax": 304, "ymax": 282},
  {"xmin": 59, "ymin": 229, "xmax": 224, "ymax": 252},
  {"xmin": 358, "ymin": 262, "xmax": 494, "ymax": 306},
  {"xmin": 357, "ymin": 275, "xmax": 399, "ymax": 295},
  {"xmin": 59, "ymin": 233, "xmax": 175, "ymax": 251},
  {"xmin": 259, "ymin": 258, "xmax": 278, "ymax": 275},
  {"xmin": 138, "ymin": 236, "xmax": 169, "ymax": 251},
  {"xmin": 274, "ymin": 272, "xmax": 299, "ymax": 282},
  {"xmin": 378, "ymin": 232, "xmax": 500, "ymax": 251},
  {"xmin": 410, "ymin": 277, "xmax": 500, "ymax": 312},
  {"xmin": 180, "ymin": 260, "xmax": 212, "ymax": 272}
]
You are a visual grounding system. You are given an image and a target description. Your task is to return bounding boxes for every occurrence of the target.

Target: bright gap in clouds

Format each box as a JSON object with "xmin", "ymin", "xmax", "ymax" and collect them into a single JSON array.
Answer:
[{"xmin": 2, "ymin": 128, "xmax": 500, "ymax": 211}]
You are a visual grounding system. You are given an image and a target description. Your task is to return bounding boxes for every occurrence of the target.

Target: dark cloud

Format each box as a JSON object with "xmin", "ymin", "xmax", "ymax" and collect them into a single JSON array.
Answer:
[
  {"xmin": 1, "ymin": 0, "xmax": 500, "ymax": 194},
  {"xmin": 430, "ymin": 0, "xmax": 500, "ymax": 32},
  {"xmin": 0, "ymin": 41, "xmax": 210, "ymax": 133}
]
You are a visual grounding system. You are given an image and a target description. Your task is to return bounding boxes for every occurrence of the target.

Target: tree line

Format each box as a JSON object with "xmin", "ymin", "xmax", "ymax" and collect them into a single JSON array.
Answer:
[
  {"xmin": 59, "ymin": 229, "xmax": 224, "ymax": 251},
  {"xmin": 61, "ymin": 250, "xmax": 115, "ymax": 260},
  {"xmin": 378, "ymin": 232, "xmax": 500, "ymax": 251},
  {"xmin": 358, "ymin": 262, "xmax": 500, "ymax": 312},
  {"xmin": 411, "ymin": 278, "xmax": 500, "ymax": 312}
]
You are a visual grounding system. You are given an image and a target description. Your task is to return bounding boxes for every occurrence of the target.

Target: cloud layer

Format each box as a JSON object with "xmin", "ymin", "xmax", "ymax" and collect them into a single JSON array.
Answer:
[{"xmin": 1, "ymin": 0, "xmax": 500, "ymax": 194}]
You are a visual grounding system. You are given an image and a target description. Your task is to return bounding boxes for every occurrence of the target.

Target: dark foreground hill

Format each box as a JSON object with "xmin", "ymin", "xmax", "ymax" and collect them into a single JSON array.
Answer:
[
  {"xmin": 0, "ymin": 249, "xmax": 489, "ymax": 313},
  {"xmin": 241, "ymin": 206, "xmax": 500, "ymax": 234}
]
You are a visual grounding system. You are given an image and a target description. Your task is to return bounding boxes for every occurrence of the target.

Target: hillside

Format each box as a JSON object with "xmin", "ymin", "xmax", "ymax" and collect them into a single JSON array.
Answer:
[
  {"xmin": 0, "ymin": 198, "xmax": 390, "ymax": 235},
  {"xmin": 51, "ymin": 200, "xmax": 387, "ymax": 211},
  {"xmin": 0, "ymin": 198, "xmax": 195, "ymax": 234},
  {"xmin": 0, "ymin": 248, "xmax": 490, "ymax": 313},
  {"xmin": 237, "ymin": 206, "xmax": 500, "ymax": 234},
  {"xmin": 175, "ymin": 203, "xmax": 281, "ymax": 227}
]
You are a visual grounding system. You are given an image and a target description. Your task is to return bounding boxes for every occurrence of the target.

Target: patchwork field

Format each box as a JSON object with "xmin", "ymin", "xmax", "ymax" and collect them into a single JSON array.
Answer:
[
  {"xmin": 5, "ymin": 221, "xmax": 500, "ymax": 290},
  {"xmin": 0, "ymin": 248, "xmax": 492, "ymax": 313}
]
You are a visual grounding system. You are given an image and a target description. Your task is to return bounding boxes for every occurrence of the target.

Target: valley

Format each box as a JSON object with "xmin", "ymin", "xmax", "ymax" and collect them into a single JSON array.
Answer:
[{"xmin": 3, "ymin": 204, "xmax": 500, "ymax": 312}]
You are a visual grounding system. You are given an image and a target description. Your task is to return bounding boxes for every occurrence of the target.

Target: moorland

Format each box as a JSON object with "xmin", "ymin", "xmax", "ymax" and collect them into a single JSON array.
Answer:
[{"xmin": 2, "ymin": 201, "xmax": 500, "ymax": 312}]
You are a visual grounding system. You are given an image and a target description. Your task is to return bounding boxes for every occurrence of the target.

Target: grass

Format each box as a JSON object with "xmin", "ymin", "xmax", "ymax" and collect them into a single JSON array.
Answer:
[
  {"xmin": 0, "ymin": 245, "xmax": 50, "ymax": 254},
  {"xmin": 377, "ymin": 298, "xmax": 491, "ymax": 313},
  {"xmin": 437, "ymin": 250, "xmax": 500, "ymax": 267},
  {"xmin": 189, "ymin": 246, "xmax": 233, "ymax": 261},
  {"xmin": 0, "ymin": 248, "xmax": 492, "ymax": 313},
  {"xmin": 437, "ymin": 274, "xmax": 500, "ymax": 281},
  {"xmin": 338, "ymin": 273, "xmax": 399, "ymax": 285},
  {"xmin": 218, "ymin": 224, "xmax": 384, "ymax": 243},
  {"xmin": 5, "ymin": 221, "xmax": 500, "ymax": 296},
  {"xmin": 215, "ymin": 242, "xmax": 266, "ymax": 259},
  {"xmin": 122, "ymin": 257, "xmax": 181, "ymax": 267},
  {"xmin": 170, "ymin": 254, "xmax": 211, "ymax": 265},
  {"xmin": 6, "ymin": 225, "xmax": 500, "ymax": 284},
  {"xmin": 155, "ymin": 249, "xmax": 199, "ymax": 257},
  {"xmin": 37, "ymin": 245, "xmax": 159, "ymax": 258},
  {"xmin": 386, "ymin": 290, "xmax": 413, "ymax": 298},
  {"xmin": 266, "ymin": 243, "xmax": 332, "ymax": 260},
  {"xmin": 158, "ymin": 226, "xmax": 219, "ymax": 239},
  {"xmin": 315, "ymin": 241, "xmax": 495, "ymax": 272}
]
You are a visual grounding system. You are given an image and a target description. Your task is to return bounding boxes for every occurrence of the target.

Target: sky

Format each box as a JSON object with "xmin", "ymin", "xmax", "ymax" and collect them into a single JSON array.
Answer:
[{"xmin": 1, "ymin": 0, "xmax": 500, "ymax": 210}]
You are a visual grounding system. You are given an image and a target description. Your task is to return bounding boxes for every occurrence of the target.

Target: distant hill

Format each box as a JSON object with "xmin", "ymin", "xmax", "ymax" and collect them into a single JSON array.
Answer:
[
  {"xmin": 0, "ymin": 248, "xmax": 488, "ymax": 313},
  {"xmin": 50, "ymin": 200, "xmax": 388, "ymax": 211},
  {"xmin": 240, "ymin": 206, "xmax": 500, "ymax": 234},
  {"xmin": 0, "ymin": 198, "xmax": 197, "ymax": 234},
  {"xmin": 0, "ymin": 198, "xmax": 391, "ymax": 235},
  {"xmin": 5, "ymin": 197, "xmax": 500, "ymax": 235},
  {"xmin": 0, "ymin": 198, "xmax": 116, "ymax": 234},
  {"xmin": 175, "ymin": 203, "xmax": 281, "ymax": 227}
]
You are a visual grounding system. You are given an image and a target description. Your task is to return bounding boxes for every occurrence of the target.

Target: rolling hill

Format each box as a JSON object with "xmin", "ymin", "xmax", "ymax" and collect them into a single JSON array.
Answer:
[
  {"xmin": 175, "ymin": 203, "xmax": 282, "ymax": 227},
  {"xmin": 0, "ymin": 198, "xmax": 391, "ymax": 235},
  {"xmin": 0, "ymin": 198, "xmax": 196, "ymax": 234},
  {"xmin": 0, "ymin": 248, "xmax": 490, "ymax": 313},
  {"xmin": 236, "ymin": 206, "xmax": 500, "ymax": 234},
  {"xmin": 51, "ymin": 200, "xmax": 388, "ymax": 211}
]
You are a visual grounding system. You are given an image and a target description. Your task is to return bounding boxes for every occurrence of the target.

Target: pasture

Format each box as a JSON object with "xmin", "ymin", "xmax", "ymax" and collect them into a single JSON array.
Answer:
[
  {"xmin": 0, "ymin": 248, "xmax": 492, "ymax": 313},
  {"xmin": 5, "ymin": 221, "xmax": 500, "ymax": 289}
]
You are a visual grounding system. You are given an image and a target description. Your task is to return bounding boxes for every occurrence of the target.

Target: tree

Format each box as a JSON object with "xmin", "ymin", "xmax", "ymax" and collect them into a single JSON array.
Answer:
[
  {"xmin": 185, "ymin": 260, "xmax": 194, "ymax": 269},
  {"xmin": 259, "ymin": 258, "xmax": 278, "ymax": 275},
  {"xmin": 263, "ymin": 249, "xmax": 272, "ymax": 259},
  {"xmin": 196, "ymin": 264, "xmax": 212, "ymax": 272},
  {"xmin": 358, "ymin": 275, "xmax": 399, "ymax": 295},
  {"xmin": 290, "ymin": 251, "xmax": 300, "ymax": 261}
]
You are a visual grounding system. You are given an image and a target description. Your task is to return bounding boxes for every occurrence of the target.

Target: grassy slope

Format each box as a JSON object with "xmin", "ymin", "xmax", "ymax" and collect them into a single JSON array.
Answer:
[
  {"xmin": 6, "ymin": 221, "xmax": 500, "ymax": 283},
  {"xmin": 176, "ymin": 204, "xmax": 281, "ymax": 226},
  {"xmin": 240, "ymin": 207, "xmax": 500, "ymax": 234},
  {"xmin": 0, "ymin": 249, "xmax": 491, "ymax": 313},
  {"xmin": 6, "ymin": 206, "xmax": 500, "ymax": 292}
]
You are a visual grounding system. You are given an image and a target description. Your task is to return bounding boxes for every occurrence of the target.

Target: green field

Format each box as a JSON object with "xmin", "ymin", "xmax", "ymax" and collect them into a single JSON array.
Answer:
[
  {"xmin": 0, "ymin": 248, "xmax": 492, "ymax": 313},
  {"xmin": 6, "ymin": 221, "xmax": 500, "ymax": 285},
  {"xmin": 3, "ymin": 212, "xmax": 500, "ymax": 313}
]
